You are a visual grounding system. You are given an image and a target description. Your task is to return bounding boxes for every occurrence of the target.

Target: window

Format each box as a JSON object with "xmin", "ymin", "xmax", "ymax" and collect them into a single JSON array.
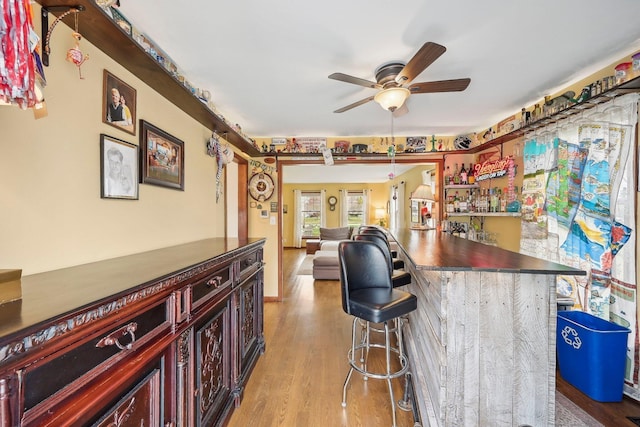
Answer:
[
  {"xmin": 301, "ymin": 191, "xmax": 322, "ymax": 237},
  {"xmin": 345, "ymin": 191, "xmax": 366, "ymax": 228}
]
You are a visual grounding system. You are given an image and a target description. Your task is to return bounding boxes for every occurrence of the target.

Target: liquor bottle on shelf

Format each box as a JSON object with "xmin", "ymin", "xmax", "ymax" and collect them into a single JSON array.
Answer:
[
  {"xmin": 468, "ymin": 190, "xmax": 476, "ymax": 212},
  {"xmin": 484, "ymin": 188, "xmax": 489, "ymax": 212},
  {"xmin": 453, "ymin": 163, "xmax": 460, "ymax": 185},
  {"xmin": 468, "ymin": 223, "xmax": 477, "ymax": 241},
  {"xmin": 468, "ymin": 163, "xmax": 475, "ymax": 184},
  {"xmin": 477, "ymin": 189, "xmax": 486, "ymax": 213},
  {"xmin": 490, "ymin": 188, "xmax": 498, "ymax": 213},
  {"xmin": 460, "ymin": 163, "xmax": 468, "ymax": 185},
  {"xmin": 453, "ymin": 191, "xmax": 460, "ymax": 212},
  {"xmin": 459, "ymin": 222, "xmax": 467, "ymax": 239},
  {"xmin": 459, "ymin": 191, "xmax": 468, "ymax": 213},
  {"xmin": 447, "ymin": 195, "xmax": 455, "ymax": 214},
  {"xmin": 451, "ymin": 221, "xmax": 459, "ymax": 237},
  {"xmin": 445, "ymin": 165, "xmax": 452, "ymax": 185}
]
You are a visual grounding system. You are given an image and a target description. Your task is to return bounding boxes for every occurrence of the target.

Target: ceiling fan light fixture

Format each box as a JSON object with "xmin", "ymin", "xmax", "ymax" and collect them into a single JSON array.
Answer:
[{"xmin": 374, "ymin": 87, "xmax": 410, "ymax": 112}]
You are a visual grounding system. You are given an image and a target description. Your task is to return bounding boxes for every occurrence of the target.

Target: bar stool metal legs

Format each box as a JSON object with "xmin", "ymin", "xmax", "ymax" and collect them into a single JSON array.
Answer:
[{"xmin": 342, "ymin": 316, "xmax": 410, "ymax": 427}]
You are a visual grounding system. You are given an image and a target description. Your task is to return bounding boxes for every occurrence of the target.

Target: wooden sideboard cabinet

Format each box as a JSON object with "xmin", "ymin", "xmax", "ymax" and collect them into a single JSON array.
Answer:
[{"xmin": 0, "ymin": 238, "xmax": 265, "ymax": 427}]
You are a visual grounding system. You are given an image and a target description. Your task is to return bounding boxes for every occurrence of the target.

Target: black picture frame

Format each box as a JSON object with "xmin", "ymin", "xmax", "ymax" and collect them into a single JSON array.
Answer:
[
  {"xmin": 100, "ymin": 134, "xmax": 139, "ymax": 200},
  {"xmin": 139, "ymin": 120, "xmax": 185, "ymax": 190}
]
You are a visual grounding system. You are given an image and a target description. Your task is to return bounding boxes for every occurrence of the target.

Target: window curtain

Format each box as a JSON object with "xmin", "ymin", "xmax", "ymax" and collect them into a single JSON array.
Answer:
[
  {"xmin": 320, "ymin": 189, "xmax": 327, "ymax": 228},
  {"xmin": 396, "ymin": 181, "xmax": 405, "ymax": 229},
  {"xmin": 519, "ymin": 93, "xmax": 639, "ymax": 397},
  {"xmin": 339, "ymin": 189, "xmax": 348, "ymax": 227},
  {"xmin": 362, "ymin": 189, "xmax": 369, "ymax": 225},
  {"xmin": 293, "ymin": 189, "xmax": 302, "ymax": 248}
]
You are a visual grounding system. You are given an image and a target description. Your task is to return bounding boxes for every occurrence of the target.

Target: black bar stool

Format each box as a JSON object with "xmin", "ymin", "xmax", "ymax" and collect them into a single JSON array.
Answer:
[
  {"xmin": 358, "ymin": 227, "xmax": 402, "ymax": 262},
  {"xmin": 352, "ymin": 234, "xmax": 411, "ymax": 287},
  {"xmin": 338, "ymin": 240, "xmax": 417, "ymax": 427}
]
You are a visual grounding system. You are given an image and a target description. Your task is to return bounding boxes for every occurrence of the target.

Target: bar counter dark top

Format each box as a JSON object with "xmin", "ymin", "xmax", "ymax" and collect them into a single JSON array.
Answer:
[
  {"xmin": 0, "ymin": 238, "xmax": 265, "ymax": 342},
  {"xmin": 391, "ymin": 228, "xmax": 586, "ymax": 275}
]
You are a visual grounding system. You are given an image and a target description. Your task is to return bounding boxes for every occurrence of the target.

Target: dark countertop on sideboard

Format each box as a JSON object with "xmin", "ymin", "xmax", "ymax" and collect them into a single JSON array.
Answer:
[
  {"xmin": 0, "ymin": 238, "xmax": 265, "ymax": 342},
  {"xmin": 391, "ymin": 228, "xmax": 586, "ymax": 275}
]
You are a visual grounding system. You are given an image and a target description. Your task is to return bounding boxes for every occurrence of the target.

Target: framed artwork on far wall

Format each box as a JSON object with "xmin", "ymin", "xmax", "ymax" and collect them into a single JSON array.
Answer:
[
  {"xmin": 103, "ymin": 70, "xmax": 137, "ymax": 136},
  {"xmin": 100, "ymin": 134, "xmax": 139, "ymax": 200},
  {"xmin": 140, "ymin": 120, "xmax": 185, "ymax": 190}
]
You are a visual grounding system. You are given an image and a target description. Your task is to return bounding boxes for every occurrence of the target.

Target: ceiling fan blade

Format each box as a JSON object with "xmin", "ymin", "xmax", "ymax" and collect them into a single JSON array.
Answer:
[
  {"xmin": 409, "ymin": 78, "xmax": 471, "ymax": 94},
  {"xmin": 395, "ymin": 42, "xmax": 447, "ymax": 85},
  {"xmin": 333, "ymin": 96, "xmax": 375, "ymax": 113},
  {"xmin": 329, "ymin": 72, "xmax": 380, "ymax": 89},
  {"xmin": 393, "ymin": 103, "xmax": 409, "ymax": 118}
]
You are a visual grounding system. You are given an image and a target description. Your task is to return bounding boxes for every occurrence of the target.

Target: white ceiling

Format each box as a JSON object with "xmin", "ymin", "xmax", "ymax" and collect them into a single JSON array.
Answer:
[{"xmin": 117, "ymin": 0, "xmax": 640, "ymax": 141}]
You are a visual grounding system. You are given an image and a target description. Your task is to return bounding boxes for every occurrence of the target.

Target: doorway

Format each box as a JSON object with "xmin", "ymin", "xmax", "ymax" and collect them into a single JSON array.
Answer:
[
  {"xmin": 227, "ymin": 156, "xmax": 248, "ymax": 240},
  {"xmin": 275, "ymin": 158, "xmax": 442, "ymax": 300}
]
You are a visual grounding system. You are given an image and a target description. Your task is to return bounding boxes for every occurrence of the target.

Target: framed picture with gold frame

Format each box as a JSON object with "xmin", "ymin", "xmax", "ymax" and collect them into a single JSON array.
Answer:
[{"xmin": 103, "ymin": 70, "xmax": 137, "ymax": 136}]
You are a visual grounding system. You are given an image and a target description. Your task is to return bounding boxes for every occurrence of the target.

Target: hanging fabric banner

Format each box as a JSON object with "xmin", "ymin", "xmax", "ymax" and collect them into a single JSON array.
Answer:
[{"xmin": 519, "ymin": 93, "xmax": 639, "ymax": 398}]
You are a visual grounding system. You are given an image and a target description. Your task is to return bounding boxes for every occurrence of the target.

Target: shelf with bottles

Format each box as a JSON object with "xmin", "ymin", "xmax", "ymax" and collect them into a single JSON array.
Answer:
[
  {"xmin": 444, "ymin": 184, "xmax": 479, "ymax": 190},
  {"xmin": 445, "ymin": 183, "xmax": 522, "ymax": 217},
  {"xmin": 443, "ymin": 162, "xmax": 476, "ymax": 187}
]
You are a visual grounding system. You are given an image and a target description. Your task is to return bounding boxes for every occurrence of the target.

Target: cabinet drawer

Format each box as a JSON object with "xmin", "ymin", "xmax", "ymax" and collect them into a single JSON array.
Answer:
[
  {"xmin": 191, "ymin": 265, "xmax": 232, "ymax": 309},
  {"xmin": 22, "ymin": 298, "xmax": 171, "ymax": 415},
  {"xmin": 238, "ymin": 249, "xmax": 261, "ymax": 280}
]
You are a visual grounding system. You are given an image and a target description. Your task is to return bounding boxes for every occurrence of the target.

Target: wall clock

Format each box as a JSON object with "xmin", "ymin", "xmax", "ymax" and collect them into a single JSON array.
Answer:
[
  {"xmin": 248, "ymin": 172, "xmax": 275, "ymax": 202},
  {"xmin": 328, "ymin": 195, "xmax": 337, "ymax": 211}
]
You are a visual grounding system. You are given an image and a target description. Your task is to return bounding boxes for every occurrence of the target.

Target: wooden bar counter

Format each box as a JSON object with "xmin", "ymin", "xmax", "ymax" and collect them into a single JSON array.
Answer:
[
  {"xmin": 0, "ymin": 237, "xmax": 265, "ymax": 426},
  {"xmin": 391, "ymin": 229, "xmax": 585, "ymax": 427}
]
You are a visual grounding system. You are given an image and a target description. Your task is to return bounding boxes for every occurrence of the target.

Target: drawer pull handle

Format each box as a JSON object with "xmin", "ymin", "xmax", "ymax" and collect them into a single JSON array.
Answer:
[
  {"xmin": 206, "ymin": 276, "xmax": 223, "ymax": 288},
  {"xmin": 96, "ymin": 322, "xmax": 138, "ymax": 350}
]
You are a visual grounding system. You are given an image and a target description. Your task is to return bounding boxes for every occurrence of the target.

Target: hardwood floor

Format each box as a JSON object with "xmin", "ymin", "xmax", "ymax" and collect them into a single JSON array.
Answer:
[
  {"xmin": 558, "ymin": 375, "xmax": 640, "ymax": 426},
  {"xmin": 229, "ymin": 248, "xmax": 640, "ymax": 426}
]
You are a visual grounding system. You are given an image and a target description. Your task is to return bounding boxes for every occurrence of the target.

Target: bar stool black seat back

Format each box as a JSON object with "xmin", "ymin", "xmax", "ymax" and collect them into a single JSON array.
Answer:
[
  {"xmin": 358, "ymin": 227, "xmax": 401, "ymax": 262},
  {"xmin": 338, "ymin": 240, "xmax": 417, "ymax": 427},
  {"xmin": 352, "ymin": 234, "xmax": 411, "ymax": 287}
]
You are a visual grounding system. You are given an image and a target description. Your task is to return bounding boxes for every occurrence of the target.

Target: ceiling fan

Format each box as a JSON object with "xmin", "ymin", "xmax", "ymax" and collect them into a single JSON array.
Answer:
[{"xmin": 329, "ymin": 42, "xmax": 470, "ymax": 114}]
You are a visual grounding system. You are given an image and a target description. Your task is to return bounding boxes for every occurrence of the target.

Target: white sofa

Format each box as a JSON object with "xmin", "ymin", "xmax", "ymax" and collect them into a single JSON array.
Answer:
[{"xmin": 312, "ymin": 241, "xmax": 342, "ymax": 280}]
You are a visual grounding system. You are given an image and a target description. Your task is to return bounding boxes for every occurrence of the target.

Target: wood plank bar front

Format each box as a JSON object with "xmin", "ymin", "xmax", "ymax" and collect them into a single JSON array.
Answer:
[{"xmin": 390, "ymin": 229, "xmax": 585, "ymax": 427}]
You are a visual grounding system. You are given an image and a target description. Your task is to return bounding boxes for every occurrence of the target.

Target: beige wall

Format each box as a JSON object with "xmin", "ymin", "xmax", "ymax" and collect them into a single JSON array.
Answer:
[
  {"xmin": 249, "ymin": 197, "xmax": 279, "ymax": 297},
  {"xmin": 1, "ymin": 7, "xmax": 225, "ymax": 275}
]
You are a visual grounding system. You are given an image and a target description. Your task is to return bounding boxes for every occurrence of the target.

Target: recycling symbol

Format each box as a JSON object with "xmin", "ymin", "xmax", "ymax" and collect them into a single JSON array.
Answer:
[{"xmin": 561, "ymin": 325, "xmax": 582, "ymax": 349}]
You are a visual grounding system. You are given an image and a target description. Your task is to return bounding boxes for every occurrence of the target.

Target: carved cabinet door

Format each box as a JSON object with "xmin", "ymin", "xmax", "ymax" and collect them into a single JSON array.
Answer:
[
  {"xmin": 237, "ymin": 273, "xmax": 264, "ymax": 383},
  {"xmin": 194, "ymin": 300, "xmax": 232, "ymax": 427},
  {"xmin": 92, "ymin": 365, "xmax": 165, "ymax": 427}
]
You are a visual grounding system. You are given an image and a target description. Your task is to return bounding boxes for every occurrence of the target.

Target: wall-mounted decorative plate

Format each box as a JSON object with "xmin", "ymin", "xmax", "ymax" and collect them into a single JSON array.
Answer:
[{"xmin": 249, "ymin": 172, "xmax": 275, "ymax": 202}]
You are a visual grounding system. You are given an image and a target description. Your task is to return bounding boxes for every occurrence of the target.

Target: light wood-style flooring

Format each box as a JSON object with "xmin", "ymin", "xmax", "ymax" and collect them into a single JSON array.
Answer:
[{"xmin": 229, "ymin": 248, "xmax": 640, "ymax": 427}]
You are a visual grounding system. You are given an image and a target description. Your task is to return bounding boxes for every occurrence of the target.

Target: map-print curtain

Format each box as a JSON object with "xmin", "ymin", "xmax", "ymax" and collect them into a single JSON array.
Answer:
[{"xmin": 519, "ymin": 93, "xmax": 639, "ymax": 397}]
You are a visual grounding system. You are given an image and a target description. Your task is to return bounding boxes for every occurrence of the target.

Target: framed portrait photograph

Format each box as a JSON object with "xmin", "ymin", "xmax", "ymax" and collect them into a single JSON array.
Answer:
[
  {"xmin": 140, "ymin": 120, "xmax": 185, "ymax": 190},
  {"xmin": 103, "ymin": 70, "xmax": 137, "ymax": 136},
  {"xmin": 100, "ymin": 134, "xmax": 139, "ymax": 200}
]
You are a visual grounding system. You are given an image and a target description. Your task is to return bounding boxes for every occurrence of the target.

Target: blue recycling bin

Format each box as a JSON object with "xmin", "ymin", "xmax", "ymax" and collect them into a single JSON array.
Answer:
[{"xmin": 557, "ymin": 311, "xmax": 630, "ymax": 402}]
